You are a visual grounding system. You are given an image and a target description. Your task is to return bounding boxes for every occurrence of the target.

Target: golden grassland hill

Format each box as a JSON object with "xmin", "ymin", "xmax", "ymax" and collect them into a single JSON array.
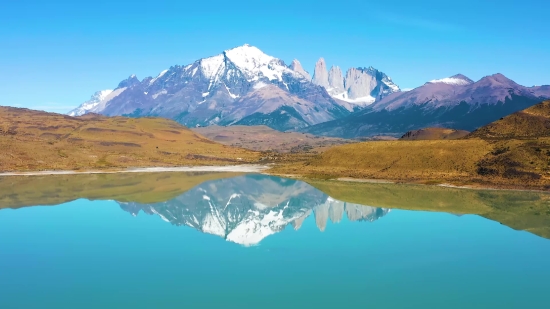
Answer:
[
  {"xmin": 270, "ymin": 100, "xmax": 550, "ymax": 190},
  {"xmin": 305, "ymin": 179, "xmax": 550, "ymax": 239},
  {"xmin": 0, "ymin": 107, "xmax": 260, "ymax": 172},
  {"xmin": 400, "ymin": 128, "xmax": 470, "ymax": 140},
  {"xmin": 467, "ymin": 100, "xmax": 550, "ymax": 139},
  {"xmin": 0, "ymin": 171, "xmax": 242, "ymax": 209},
  {"xmin": 192, "ymin": 125, "xmax": 352, "ymax": 153}
]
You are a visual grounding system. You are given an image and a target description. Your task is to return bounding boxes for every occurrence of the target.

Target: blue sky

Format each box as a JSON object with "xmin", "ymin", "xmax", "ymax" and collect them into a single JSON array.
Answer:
[{"xmin": 1, "ymin": 0, "xmax": 549, "ymax": 113}]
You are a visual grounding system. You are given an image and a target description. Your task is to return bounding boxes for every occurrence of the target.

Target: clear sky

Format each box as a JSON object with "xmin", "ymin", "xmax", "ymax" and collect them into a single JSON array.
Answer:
[{"xmin": 1, "ymin": 0, "xmax": 549, "ymax": 113}]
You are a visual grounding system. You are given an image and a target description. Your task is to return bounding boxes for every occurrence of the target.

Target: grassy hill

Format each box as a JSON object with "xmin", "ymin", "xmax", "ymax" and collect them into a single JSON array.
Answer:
[
  {"xmin": 193, "ymin": 125, "xmax": 351, "ymax": 153},
  {"xmin": 271, "ymin": 100, "xmax": 550, "ymax": 190},
  {"xmin": 0, "ymin": 107, "xmax": 259, "ymax": 172},
  {"xmin": 400, "ymin": 128, "xmax": 470, "ymax": 140},
  {"xmin": 467, "ymin": 100, "xmax": 550, "ymax": 139}
]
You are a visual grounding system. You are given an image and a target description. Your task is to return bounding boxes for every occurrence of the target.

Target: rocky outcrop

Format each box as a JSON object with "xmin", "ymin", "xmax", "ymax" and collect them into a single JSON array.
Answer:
[
  {"xmin": 328, "ymin": 66, "xmax": 345, "ymax": 94},
  {"xmin": 312, "ymin": 58, "xmax": 401, "ymax": 107},
  {"xmin": 345, "ymin": 68, "xmax": 378, "ymax": 100},
  {"xmin": 290, "ymin": 59, "xmax": 311, "ymax": 80},
  {"xmin": 312, "ymin": 58, "xmax": 330, "ymax": 88}
]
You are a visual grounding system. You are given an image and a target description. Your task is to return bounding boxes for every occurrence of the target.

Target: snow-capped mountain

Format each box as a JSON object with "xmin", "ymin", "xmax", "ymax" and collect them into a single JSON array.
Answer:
[
  {"xmin": 303, "ymin": 73, "xmax": 550, "ymax": 138},
  {"xmin": 118, "ymin": 174, "xmax": 390, "ymax": 246},
  {"xmin": 68, "ymin": 90, "xmax": 113, "ymax": 116},
  {"xmin": 428, "ymin": 74, "xmax": 474, "ymax": 86},
  {"xmin": 69, "ymin": 44, "xmax": 351, "ymax": 131},
  {"xmin": 312, "ymin": 58, "xmax": 401, "ymax": 107}
]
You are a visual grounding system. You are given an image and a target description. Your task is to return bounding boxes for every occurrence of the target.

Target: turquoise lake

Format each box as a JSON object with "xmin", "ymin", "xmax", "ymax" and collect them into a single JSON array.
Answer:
[{"xmin": 0, "ymin": 172, "xmax": 549, "ymax": 308}]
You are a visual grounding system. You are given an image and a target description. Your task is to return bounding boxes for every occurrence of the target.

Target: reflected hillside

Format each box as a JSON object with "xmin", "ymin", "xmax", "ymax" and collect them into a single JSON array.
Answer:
[
  {"xmin": 0, "ymin": 171, "xmax": 243, "ymax": 208},
  {"xmin": 1, "ymin": 172, "xmax": 548, "ymax": 241},
  {"xmin": 308, "ymin": 180, "xmax": 550, "ymax": 239},
  {"xmin": 119, "ymin": 175, "xmax": 389, "ymax": 246}
]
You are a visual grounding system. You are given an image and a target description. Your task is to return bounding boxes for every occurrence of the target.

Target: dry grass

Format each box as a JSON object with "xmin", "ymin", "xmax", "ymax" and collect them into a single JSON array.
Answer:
[
  {"xmin": 271, "ymin": 138, "xmax": 550, "ymax": 189},
  {"xmin": 192, "ymin": 125, "xmax": 352, "ymax": 153},
  {"xmin": 400, "ymin": 127, "xmax": 470, "ymax": 140},
  {"xmin": 271, "ymin": 139, "xmax": 491, "ymax": 180},
  {"xmin": 0, "ymin": 107, "xmax": 260, "ymax": 172},
  {"xmin": 468, "ymin": 100, "xmax": 550, "ymax": 139},
  {"xmin": 271, "ymin": 101, "xmax": 550, "ymax": 190},
  {"xmin": 0, "ymin": 171, "xmax": 242, "ymax": 209}
]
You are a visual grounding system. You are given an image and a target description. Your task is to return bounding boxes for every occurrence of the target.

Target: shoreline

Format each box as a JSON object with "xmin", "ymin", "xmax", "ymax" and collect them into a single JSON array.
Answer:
[
  {"xmin": 0, "ymin": 164, "xmax": 270, "ymax": 176},
  {"xmin": 1, "ymin": 165, "xmax": 548, "ymax": 193},
  {"xmin": 268, "ymin": 172, "xmax": 550, "ymax": 193}
]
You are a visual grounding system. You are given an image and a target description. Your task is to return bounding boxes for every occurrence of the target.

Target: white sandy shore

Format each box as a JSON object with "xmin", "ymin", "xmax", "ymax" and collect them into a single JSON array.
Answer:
[{"xmin": 0, "ymin": 165, "xmax": 270, "ymax": 177}]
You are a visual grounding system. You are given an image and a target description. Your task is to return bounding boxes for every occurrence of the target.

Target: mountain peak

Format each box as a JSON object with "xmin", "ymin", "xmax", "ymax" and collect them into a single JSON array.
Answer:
[
  {"xmin": 117, "ymin": 75, "xmax": 140, "ymax": 89},
  {"xmin": 224, "ymin": 43, "xmax": 262, "ymax": 54},
  {"xmin": 68, "ymin": 89, "xmax": 114, "ymax": 116},
  {"xmin": 290, "ymin": 59, "xmax": 311, "ymax": 80},
  {"xmin": 478, "ymin": 73, "xmax": 519, "ymax": 87},
  {"xmin": 429, "ymin": 74, "xmax": 473, "ymax": 86},
  {"xmin": 197, "ymin": 44, "xmax": 291, "ymax": 83},
  {"xmin": 312, "ymin": 58, "xmax": 329, "ymax": 88}
]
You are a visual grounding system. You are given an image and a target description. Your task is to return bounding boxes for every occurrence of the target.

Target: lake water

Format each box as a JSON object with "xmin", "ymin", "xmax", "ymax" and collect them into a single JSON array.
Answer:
[{"xmin": 1, "ymin": 172, "xmax": 549, "ymax": 308}]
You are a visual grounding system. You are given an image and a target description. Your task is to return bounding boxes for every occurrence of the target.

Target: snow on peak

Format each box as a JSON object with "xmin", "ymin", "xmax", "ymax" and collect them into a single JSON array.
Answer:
[
  {"xmin": 68, "ymin": 89, "xmax": 113, "ymax": 116},
  {"xmin": 199, "ymin": 44, "xmax": 295, "ymax": 83},
  {"xmin": 429, "ymin": 74, "xmax": 473, "ymax": 86},
  {"xmin": 149, "ymin": 69, "xmax": 169, "ymax": 85}
]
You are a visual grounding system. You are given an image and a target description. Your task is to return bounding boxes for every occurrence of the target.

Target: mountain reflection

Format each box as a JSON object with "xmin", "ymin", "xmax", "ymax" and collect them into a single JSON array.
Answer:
[{"xmin": 118, "ymin": 175, "xmax": 389, "ymax": 246}]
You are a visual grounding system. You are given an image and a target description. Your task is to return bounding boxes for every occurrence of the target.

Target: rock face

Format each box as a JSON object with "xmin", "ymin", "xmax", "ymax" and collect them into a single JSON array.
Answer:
[
  {"xmin": 328, "ymin": 66, "xmax": 345, "ymax": 94},
  {"xmin": 312, "ymin": 58, "xmax": 401, "ymax": 107},
  {"xmin": 303, "ymin": 73, "xmax": 550, "ymax": 138},
  {"xmin": 69, "ymin": 45, "xmax": 350, "ymax": 131},
  {"xmin": 312, "ymin": 58, "xmax": 330, "ymax": 88},
  {"xmin": 118, "ymin": 174, "xmax": 390, "ymax": 246},
  {"xmin": 345, "ymin": 68, "xmax": 378, "ymax": 100},
  {"xmin": 290, "ymin": 59, "xmax": 311, "ymax": 80}
]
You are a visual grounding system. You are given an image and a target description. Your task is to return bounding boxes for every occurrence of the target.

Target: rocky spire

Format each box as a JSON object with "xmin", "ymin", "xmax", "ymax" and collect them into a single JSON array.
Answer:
[
  {"xmin": 290, "ymin": 59, "xmax": 311, "ymax": 80},
  {"xmin": 328, "ymin": 66, "xmax": 345, "ymax": 93},
  {"xmin": 312, "ymin": 57, "xmax": 329, "ymax": 88}
]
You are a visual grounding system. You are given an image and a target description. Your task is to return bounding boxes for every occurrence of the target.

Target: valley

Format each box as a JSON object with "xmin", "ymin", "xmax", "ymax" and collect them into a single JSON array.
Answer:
[
  {"xmin": 3, "ymin": 45, "xmax": 550, "ymax": 191},
  {"xmin": 270, "ymin": 101, "xmax": 550, "ymax": 190},
  {"xmin": 192, "ymin": 125, "xmax": 351, "ymax": 153}
]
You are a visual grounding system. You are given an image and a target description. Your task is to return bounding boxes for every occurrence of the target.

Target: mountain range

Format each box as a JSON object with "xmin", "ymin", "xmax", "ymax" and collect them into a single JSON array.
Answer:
[
  {"xmin": 68, "ymin": 44, "xmax": 399, "ymax": 131},
  {"xmin": 303, "ymin": 73, "xmax": 550, "ymax": 137},
  {"xmin": 118, "ymin": 174, "xmax": 389, "ymax": 246},
  {"xmin": 69, "ymin": 44, "xmax": 550, "ymax": 138}
]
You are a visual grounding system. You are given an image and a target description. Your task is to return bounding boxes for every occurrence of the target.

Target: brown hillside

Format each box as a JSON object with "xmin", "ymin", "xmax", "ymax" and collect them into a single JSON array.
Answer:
[
  {"xmin": 271, "ymin": 138, "xmax": 550, "ymax": 189},
  {"xmin": 0, "ymin": 107, "xmax": 259, "ymax": 172},
  {"xmin": 193, "ymin": 125, "xmax": 351, "ymax": 153},
  {"xmin": 271, "ymin": 101, "xmax": 550, "ymax": 189},
  {"xmin": 400, "ymin": 128, "xmax": 470, "ymax": 140},
  {"xmin": 467, "ymin": 100, "xmax": 550, "ymax": 139}
]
